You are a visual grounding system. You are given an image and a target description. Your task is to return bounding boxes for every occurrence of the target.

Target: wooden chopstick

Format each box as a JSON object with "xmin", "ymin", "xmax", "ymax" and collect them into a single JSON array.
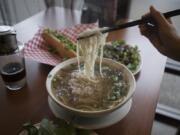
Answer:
[{"xmin": 78, "ymin": 9, "xmax": 180, "ymax": 40}]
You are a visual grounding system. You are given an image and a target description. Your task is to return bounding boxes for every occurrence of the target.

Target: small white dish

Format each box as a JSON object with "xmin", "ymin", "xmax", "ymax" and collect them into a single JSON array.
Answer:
[
  {"xmin": 133, "ymin": 53, "xmax": 142, "ymax": 75},
  {"xmin": 48, "ymin": 96, "xmax": 132, "ymax": 129}
]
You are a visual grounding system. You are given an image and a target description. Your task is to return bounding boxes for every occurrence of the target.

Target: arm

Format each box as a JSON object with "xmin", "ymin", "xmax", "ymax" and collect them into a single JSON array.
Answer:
[{"xmin": 139, "ymin": 6, "xmax": 180, "ymax": 61}]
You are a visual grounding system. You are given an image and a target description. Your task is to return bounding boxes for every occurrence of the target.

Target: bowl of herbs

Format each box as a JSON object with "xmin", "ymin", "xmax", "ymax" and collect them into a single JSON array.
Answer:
[{"xmin": 103, "ymin": 40, "xmax": 142, "ymax": 75}]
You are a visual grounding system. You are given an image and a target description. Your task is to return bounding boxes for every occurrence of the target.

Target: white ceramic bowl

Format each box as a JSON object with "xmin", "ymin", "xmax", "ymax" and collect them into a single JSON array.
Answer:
[
  {"xmin": 46, "ymin": 57, "xmax": 136, "ymax": 117},
  {"xmin": 48, "ymin": 97, "xmax": 132, "ymax": 129}
]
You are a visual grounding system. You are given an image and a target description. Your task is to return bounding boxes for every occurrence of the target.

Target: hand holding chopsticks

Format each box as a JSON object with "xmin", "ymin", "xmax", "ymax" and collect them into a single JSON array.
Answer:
[{"xmin": 77, "ymin": 8, "xmax": 180, "ymax": 40}]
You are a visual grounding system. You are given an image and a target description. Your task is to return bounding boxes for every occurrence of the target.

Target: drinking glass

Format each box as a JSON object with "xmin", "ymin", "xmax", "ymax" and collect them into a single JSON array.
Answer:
[{"xmin": 0, "ymin": 42, "xmax": 26, "ymax": 90}]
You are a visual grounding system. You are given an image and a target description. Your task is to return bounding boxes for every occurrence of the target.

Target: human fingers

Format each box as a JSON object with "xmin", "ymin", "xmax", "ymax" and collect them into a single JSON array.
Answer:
[
  {"xmin": 139, "ymin": 23, "xmax": 165, "ymax": 54},
  {"xmin": 139, "ymin": 14, "xmax": 151, "ymax": 37},
  {"xmin": 139, "ymin": 22, "xmax": 157, "ymax": 37},
  {"xmin": 139, "ymin": 23, "xmax": 166, "ymax": 54},
  {"xmin": 150, "ymin": 6, "xmax": 170, "ymax": 27},
  {"xmin": 142, "ymin": 13, "xmax": 150, "ymax": 19},
  {"xmin": 139, "ymin": 24, "xmax": 150, "ymax": 37},
  {"xmin": 148, "ymin": 35, "xmax": 167, "ymax": 55},
  {"xmin": 167, "ymin": 18, "xmax": 173, "ymax": 24}
]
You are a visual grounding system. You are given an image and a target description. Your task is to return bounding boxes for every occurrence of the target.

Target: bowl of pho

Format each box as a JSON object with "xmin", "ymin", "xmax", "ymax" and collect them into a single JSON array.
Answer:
[{"xmin": 46, "ymin": 28, "xmax": 136, "ymax": 117}]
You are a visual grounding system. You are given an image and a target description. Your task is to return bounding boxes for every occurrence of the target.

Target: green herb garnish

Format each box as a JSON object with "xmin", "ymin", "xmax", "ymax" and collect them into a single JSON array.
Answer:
[
  {"xmin": 104, "ymin": 40, "xmax": 140, "ymax": 73},
  {"xmin": 21, "ymin": 118, "xmax": 92, "ymax": 135},
  {"xmin": 112, "ymin": 40, "xmax": 125, "ymax": 46}
]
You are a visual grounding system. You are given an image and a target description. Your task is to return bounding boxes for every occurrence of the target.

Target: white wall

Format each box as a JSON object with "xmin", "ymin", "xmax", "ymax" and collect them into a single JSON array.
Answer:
[
  {"xmin": 0, "ymin": 0, "xmax": 85, "ymax": 25},
  {"xmin": 129, "ymin": 0, "xmax": 180, "ymax": 33}
]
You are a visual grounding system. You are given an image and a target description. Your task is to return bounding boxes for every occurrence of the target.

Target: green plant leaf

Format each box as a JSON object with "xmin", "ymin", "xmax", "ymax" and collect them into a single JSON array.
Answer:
[{"xmin": 23, "ymin": 122, "xmax": 39, "ymax": 135}]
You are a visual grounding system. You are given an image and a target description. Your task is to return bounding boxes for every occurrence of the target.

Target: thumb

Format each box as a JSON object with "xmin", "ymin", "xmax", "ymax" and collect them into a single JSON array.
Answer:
[{"xmin": 150, "ymin": 6, "xmax": 169, "ymax": 26}]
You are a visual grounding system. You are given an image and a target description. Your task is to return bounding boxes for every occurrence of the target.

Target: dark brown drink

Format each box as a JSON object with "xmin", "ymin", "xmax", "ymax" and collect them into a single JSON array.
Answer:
[{"xmin": 0, "ymin": 62, "xmax": 26, "ymax": 83}]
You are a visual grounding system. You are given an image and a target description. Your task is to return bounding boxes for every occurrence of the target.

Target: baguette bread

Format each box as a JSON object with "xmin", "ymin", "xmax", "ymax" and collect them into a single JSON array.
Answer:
[{"xmin": 42, "ymin": 29, "xmax": 76, "ymax": 58}]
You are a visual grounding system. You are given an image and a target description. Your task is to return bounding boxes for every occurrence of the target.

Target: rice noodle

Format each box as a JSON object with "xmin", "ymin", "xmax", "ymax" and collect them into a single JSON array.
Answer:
[{"xmin": 77, "ymin": 28, "xmax": 108, "ymax": 79}]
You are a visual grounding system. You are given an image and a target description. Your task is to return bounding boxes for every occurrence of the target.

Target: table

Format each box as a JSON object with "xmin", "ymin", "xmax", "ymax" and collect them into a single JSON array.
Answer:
[{"xmin": 0, "ymin": 7, "xmax": 166, "ymax": 135}]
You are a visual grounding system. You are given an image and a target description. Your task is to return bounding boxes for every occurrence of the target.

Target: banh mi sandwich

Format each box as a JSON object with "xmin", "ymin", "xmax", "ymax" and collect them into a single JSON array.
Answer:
[{"xmin": 42, "ymin": 29, "xmax": 76, "ymax": 58}]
